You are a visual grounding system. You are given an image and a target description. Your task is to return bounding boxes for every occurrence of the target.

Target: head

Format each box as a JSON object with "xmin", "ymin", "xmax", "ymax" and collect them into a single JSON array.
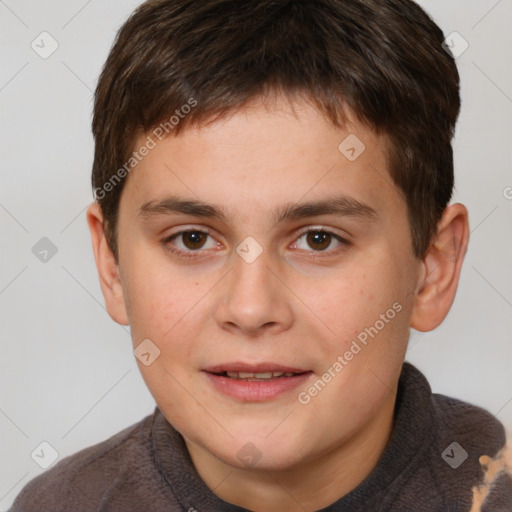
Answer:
[{"xmin": 88, "ymin": 0, "xmax": 469, "ymax": 474}]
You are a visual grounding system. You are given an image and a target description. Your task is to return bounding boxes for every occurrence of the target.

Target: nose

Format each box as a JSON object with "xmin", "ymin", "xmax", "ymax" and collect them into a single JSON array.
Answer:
[{"xmin": 214, "ymin": 249, "xmax": 294, "ymax": 337}]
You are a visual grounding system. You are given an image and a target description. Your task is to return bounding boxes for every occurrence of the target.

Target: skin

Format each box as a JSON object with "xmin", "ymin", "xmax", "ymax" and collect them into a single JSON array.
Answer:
[{"xmin": 87, "ymin": 94, "xmax": 469, "ymax": 511}]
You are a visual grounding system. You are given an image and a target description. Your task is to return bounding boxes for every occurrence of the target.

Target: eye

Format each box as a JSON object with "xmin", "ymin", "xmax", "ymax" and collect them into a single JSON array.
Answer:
[
  {"xmin": 292, "ymin": 229, "xmax": 347, "ymax": 252},
  {"xmin": 166, "ymin": 230, "xmax": 220, "ymax": 253}
]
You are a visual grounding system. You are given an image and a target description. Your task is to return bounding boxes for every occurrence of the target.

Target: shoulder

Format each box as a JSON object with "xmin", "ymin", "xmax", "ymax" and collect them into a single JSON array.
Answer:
[
  {"xmin": 9, "ymin": 410, "xmax": 157, "ymax": 512},
  {"xmin": 430, "ymin": 388, "xmax": 512, "ymax": 510},
  {"xmin": 395, "ymin": 363, "xmax": 512, "ymax": 510},
  {"xmin": 400, "ymin": 362, "xmax": 507, "ymax": 456},
  {"xmin": 431, "ymin": 391, "xmax": 507, "ymax": 456}
]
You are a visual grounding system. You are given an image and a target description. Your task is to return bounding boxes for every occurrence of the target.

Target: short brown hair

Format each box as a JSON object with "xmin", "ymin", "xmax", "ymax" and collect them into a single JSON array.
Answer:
[{"xmin": 92, "ymin": 0, "xmax": 460, "ymax": 260}]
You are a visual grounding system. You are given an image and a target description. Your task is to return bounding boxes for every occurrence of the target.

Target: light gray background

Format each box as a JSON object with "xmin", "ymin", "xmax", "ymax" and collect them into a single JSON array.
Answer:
[{"xmin": 1, "ymin": 0, "xmax": 511, "ymax": 508}]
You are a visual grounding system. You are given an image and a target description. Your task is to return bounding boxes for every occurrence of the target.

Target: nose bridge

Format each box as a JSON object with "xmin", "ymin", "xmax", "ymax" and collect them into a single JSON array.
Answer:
[
  {"xmin": 215, "ymin": 245, "xmax": 293, "ymax": 334},
  {"xmin": 229, "ymin": 248, "xmax": 276, "ymax": 306}
]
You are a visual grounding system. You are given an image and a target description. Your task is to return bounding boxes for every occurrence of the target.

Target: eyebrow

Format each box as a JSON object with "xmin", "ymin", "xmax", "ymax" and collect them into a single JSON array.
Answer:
[{"xmin": 138, "ymin": 195, "xmax": 379, "ymax": 224}]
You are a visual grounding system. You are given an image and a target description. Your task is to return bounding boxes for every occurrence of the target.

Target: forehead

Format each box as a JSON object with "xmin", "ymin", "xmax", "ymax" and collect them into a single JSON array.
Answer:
[{"xmin": 121, "ymin": 95, "xmax": 402, "ymax": 226}]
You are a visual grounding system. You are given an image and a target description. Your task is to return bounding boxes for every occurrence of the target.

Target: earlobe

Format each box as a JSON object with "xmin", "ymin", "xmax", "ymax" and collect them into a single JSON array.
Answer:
[
  {"xmin": 86, "ymin": 203, "xmax": 129, "ymax": 326},
  {"xmin": 410, "ymin": 203, "xmax": 469, "ymax": 332}
]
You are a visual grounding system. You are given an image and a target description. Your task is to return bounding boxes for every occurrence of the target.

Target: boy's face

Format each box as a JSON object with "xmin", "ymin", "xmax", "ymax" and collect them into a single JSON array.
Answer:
[{"xmin": 110, "ymin": 96, "xmax": 422, "ymax": 470}]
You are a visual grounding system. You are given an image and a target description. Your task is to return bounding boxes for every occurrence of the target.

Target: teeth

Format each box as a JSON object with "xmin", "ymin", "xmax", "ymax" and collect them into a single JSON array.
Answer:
[
  {"xmin": 224, "ymin": 371, "xmax": 298, "ymax": 380},
  {"xmin": 255, "ymin": 372, "xmax": 273, "ymax": 378},
  {"xmin": 239, "ymin": 372, "xmax": 256, "ymax": 379}
]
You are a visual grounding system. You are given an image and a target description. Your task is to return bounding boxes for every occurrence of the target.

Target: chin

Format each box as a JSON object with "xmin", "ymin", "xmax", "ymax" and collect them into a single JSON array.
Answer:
[{"xmin": 206, "ymin": 427, "xmax": 311, "ymax": 472}]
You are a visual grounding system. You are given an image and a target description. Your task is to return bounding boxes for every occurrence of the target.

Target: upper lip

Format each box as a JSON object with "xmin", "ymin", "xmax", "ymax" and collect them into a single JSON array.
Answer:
[{"xmin": 203, "ymin": 362, "xmax": 310, "ymax": 374}]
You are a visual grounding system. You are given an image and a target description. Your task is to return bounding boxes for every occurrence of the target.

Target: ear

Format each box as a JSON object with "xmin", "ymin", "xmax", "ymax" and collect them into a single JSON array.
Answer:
[
  {"xmin": 410, "ymin": 203, "xmax": 469, "ymax": 332},
  {"xmin": 86, "ymin": 202, "xmax": 129, "ymax": 326}
]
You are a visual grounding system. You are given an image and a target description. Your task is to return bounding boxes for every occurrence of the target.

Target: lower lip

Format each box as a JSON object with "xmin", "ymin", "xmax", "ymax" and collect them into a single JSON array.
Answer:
[{"xmin": 204, "ymin": 371, "xmax": 313, "ymax": 402}]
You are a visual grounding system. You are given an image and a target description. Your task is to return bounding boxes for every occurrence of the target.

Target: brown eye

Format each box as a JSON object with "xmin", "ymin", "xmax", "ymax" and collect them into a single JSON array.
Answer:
[
  {"xmin": 292, "ymin": 229, "xmax": 348, "ymax": 254},
  {"xmin": 306, "ymin": 231, "xmax": 332, "ymax": 251},
  {"xmin": 181, "ymin": 231, "xmax": 208, "ymax": 250},
  {"xmin": 163, "ymin": 229, "xmax": 221, "ymax": 259}
]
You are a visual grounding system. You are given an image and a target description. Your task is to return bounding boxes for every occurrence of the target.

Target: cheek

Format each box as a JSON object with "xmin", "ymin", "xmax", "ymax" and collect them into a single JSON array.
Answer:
[
  {"xmin": 303, "ymin": 259, "xmax": 409, "ymax": 359},
  {"xmin": 122, "ymin": 259, "xmax": 215, "ymax": 370},
  {"xmin": 121, "ymin": 258, "xmax": 185, "ymax": 344},
  {"xmin": 303, "ymin": 269, "xmax": 374, "ymax": 334}
]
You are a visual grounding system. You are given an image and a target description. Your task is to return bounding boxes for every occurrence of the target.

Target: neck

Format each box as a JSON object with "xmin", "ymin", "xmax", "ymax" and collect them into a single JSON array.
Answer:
[{"xmin": 185, "ymin": 388, "xmax": 397, "ymax": 512}]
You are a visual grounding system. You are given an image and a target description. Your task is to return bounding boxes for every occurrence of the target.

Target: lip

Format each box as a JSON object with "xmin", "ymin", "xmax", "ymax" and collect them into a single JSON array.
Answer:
[
  {"xmin": 203, "ymin": 362, "xmax": 313, "ymax": 402},
  {"xmin": 203, "ymin": 362, "xmax": 309, "ymax": 374}
]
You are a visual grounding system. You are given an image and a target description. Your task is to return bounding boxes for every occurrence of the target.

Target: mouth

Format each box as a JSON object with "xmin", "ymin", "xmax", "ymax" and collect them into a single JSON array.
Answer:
[
  {"xmin": 203, "ymin": 363, "xmax": 313, "ymax": 401},
  {"xmin": 212, "ymin": 370, "xmax": 304, "ymax": 381}
]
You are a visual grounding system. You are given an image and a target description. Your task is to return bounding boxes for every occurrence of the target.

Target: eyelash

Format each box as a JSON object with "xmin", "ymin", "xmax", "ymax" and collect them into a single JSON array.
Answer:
[
  {"xmin": 162, "ymin": 227, "xmax": 350, "ymax": 260},
  {"xmin": 163, "ymin": 228, "xmax": 220, "ymax": 259}
]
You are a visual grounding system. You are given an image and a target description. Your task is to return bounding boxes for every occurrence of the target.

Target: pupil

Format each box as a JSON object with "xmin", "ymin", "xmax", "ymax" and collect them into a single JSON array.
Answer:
[
  {"xmin": 184, "ymin": 231, "xmax": 205, "ymax": 249},
  {"xmin": 307, "ymin": 231, "xmax": 331, "ymax": 250}
]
